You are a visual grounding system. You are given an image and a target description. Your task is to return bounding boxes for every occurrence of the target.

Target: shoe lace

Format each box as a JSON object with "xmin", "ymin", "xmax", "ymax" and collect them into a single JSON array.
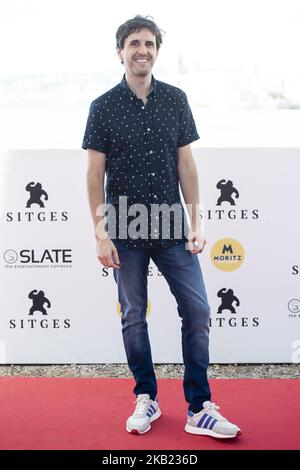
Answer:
[
  {"xmin": 133, "ymin": 396, "xmax": 150, "ymax": 417},
  {"xmin": 203, "ymin": 402, "xmax": 224, "ymax": 421}
]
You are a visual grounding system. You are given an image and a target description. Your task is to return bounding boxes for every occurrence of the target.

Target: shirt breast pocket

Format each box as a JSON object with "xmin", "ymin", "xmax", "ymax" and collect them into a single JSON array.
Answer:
[{"xmin": 152, "ymin": 112, "xmax": 179, "ymax": 147}]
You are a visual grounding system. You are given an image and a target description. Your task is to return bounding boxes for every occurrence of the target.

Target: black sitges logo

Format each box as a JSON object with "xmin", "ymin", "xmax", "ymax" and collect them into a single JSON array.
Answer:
[
  {"xmin": 292, "ymin": 265, "xmax": 299, "ymax": 275},
  {"xmin": 101, "ymin": 265, "xmax": 163, "ymax": 277},
  {"xmin": 199, "ymin": 179, "xmax": 259, "ymax": 221},
  {"xmin": 28, "ymin": 289, "xmax": 51, "ymax": 316},
  {"xmin": 9, "ymin": 289, "xmax": 71, "ymax": 329},
  {"xmin": 217, "ymin": 288, "xmax": 240, "ymax": 313},
  {"xmin": 216, "ymin": 179, "xmax": 239, "ymax": 206},
  {"xmin": 210, "ymin": 287, "xmax": 259, "ymax": 328},
  {"xmin": 26, "ymin": 182, "xmax": 48, "ymax": 208},
  {"xmin": 3, "ymin": 181, "xmax": 68, "ymax": 222}
]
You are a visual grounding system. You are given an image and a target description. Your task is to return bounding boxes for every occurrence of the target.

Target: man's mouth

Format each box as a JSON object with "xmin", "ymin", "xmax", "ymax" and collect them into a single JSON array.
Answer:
[{"xmin": 135, "ymin": 58, "xmax": 149, "ymax": 63}]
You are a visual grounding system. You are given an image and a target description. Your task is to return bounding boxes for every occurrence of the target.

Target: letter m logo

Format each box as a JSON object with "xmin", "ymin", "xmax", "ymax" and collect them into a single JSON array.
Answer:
[{"xmin": 222, "ymin": 244, "xmax": 233, "ymax": 254}]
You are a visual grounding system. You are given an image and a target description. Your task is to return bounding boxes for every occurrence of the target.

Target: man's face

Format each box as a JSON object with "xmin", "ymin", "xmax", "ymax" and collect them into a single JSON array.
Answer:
[{"xmin": 117, "ymin": 28, "xmax": 158, "ymax": 78}]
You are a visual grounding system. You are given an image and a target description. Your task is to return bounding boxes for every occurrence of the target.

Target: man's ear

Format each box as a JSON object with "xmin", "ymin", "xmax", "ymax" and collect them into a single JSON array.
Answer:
[{"xmin": 116, "ymin": 48, "xmax": 124, "ymax": 64}]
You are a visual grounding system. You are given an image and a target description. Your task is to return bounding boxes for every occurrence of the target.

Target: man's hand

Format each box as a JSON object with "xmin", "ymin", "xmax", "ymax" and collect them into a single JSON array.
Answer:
[
  {"xmin": 96, "ymin": 237, "xmax": 120, "ymax": 269},
  {"xmin": 187, "ymin": 228, "xmax": 206, "ymax": 255}
]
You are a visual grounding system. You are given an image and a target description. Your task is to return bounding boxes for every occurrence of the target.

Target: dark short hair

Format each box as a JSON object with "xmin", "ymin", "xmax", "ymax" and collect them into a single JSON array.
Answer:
[{"xmin": 116, "ymin": 15, "xmax": 164, "ymax": 50}]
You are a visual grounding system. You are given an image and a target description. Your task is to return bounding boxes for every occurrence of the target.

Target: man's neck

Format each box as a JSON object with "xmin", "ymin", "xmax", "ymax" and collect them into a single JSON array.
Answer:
[{"xmin": 125, "ymin": 73, "xmax": 152, "ymax": 103}]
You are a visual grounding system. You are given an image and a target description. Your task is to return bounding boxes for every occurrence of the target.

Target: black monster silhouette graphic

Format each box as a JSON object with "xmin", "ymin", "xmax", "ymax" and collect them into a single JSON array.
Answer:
[
  {"xmin": 217, "ymin": 288, "xmax": 240, "ymax": 313},
  {"xmin": 26, "ymin": 182, "xmax": 48, "ymax": 208},
  {"xmin": 28, "ymin": 290, "xmax": 51, "ymax": 316},
  {"xmin": 216, "ymin": 179, "xmax": 239, "ymax": 206}
]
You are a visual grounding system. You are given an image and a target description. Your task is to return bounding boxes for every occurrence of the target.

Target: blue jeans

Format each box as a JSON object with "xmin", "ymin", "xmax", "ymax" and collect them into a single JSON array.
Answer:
[{"xmin": 113, "ymin": 240, "xmax": 211, "ymax": 412}]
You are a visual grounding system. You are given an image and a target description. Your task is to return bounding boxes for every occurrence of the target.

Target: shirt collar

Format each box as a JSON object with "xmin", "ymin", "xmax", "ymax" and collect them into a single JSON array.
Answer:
[{"xmin": 120, "ymin": 74, "xmax": 157, "ymax": 98}]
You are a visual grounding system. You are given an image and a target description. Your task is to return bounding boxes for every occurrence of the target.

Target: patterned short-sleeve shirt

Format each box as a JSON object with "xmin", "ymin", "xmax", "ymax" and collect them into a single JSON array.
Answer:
[{"xmin": 82, "ymin": 75, "xmax": 199, "ymax": 249}]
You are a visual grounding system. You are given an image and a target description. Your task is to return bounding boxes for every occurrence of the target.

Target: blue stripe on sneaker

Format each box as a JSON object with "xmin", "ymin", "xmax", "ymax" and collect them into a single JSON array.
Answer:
[
  {"xmin": 209, "ymin": 418, "xmax": 217, "ymax": 430},
  {"xmin": 203, "ymin": 416, "xmax": 214, "ymax": 429},
  {"xmin": 197, "ymin": 413, "xmax": 208, "ymax": 428},
  {"xmin": 146, "ymin": 411, "xmax": 152, "ymax": 417},
  {"xmin": 150, "ymin": 404, "xmax": 156, "ymax": 414},
  {"xmin": 148, "ymin": 408, "xmax": 153, "ymax": 416}
]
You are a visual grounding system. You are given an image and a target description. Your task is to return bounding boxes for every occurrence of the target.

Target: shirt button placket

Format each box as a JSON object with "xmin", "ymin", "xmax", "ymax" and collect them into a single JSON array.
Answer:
[{"xmin": 144, "ymin": 110, "xmax": 156, "ymax": 205}]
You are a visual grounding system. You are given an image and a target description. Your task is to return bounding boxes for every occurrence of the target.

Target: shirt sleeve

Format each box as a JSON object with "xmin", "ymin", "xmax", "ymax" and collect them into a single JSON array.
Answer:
[
  {"xmin": 177, "ymin": 91, "xmax": 200, "ymax": 148},
  {"xmin": 81, "ymin": 100, "xmax": 110, "ymax": 153}
]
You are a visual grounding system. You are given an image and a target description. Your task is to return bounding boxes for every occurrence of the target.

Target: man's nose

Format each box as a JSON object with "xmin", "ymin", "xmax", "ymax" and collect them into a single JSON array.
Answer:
[{"xmin": 138, "ymin": 43, "xmax": 147, "ymax": 55}]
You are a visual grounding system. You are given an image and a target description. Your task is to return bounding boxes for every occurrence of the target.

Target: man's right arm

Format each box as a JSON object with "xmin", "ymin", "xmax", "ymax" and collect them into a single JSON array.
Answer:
[{"xmin": 86, "ymin": 149, "xmax": 120, "ymax": 269}]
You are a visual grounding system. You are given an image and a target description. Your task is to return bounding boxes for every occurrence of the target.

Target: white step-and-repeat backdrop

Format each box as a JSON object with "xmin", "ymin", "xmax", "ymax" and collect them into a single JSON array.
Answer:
[{"xmin": 0, "ymin": 148, "xmax": 299, "ymax": 364}]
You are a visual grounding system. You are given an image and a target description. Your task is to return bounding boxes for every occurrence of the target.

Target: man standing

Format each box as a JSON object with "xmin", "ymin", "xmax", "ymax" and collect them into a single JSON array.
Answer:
[{"xmin": 82, "ymin": 15, "xmax": 241, "ymax": 439}]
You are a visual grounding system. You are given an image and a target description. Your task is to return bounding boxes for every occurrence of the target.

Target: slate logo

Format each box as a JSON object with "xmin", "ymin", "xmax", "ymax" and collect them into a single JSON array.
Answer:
[
  {"xmin": 288, "ymin": 299, "xmax": 300, "ymax": 318},
  {"xmin": 9, "ymin": 289, "xmax": 71, "ymax": 329},
  {"xmin": 3, "ymin": 248, "xmax": 72, "ymax": 269},
  {"xmin": 4, "ymin": 250, "xmax": 18, "ymax": 264},
  {"xmin": 199, "ymin": 179, "xmax": 259, "ymax": 222},
  {"xmin": 210, "ymin": 288, "xmax": 259, "ymax": 328},
  {"xmin": 2, "ymin": 181, "xmax": 68, "ymax": 223}
]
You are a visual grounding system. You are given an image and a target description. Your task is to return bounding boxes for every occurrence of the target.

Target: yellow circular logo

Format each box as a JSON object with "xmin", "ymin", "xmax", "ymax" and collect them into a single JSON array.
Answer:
[
  {"xmin": 210, "ymin": 238, "xmax": 245, "ymax": 272},
  {"xmin": 117, "ymin": 300, "xmax": 151, "ymax": 317}
]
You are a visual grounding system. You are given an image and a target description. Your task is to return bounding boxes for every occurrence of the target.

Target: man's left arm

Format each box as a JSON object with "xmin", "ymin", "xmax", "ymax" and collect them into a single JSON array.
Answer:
[{"xmin": 178, "ymin": 144, "xmax": 206, "ymax": 254}]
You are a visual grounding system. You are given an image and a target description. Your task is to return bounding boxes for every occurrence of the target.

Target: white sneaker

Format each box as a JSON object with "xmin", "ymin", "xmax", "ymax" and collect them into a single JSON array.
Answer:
[
  {"xmin": 184, "ymin": 401, "xmax": 241, "ymax": 439},
  {"xmin": 126, "ymin": 393, "xmax": 161, "ymax": 434}
]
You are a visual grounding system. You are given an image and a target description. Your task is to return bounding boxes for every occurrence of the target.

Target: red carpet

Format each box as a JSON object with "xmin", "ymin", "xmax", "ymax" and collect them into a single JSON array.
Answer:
[{"xmin": 0, "ymin": 377, "xmax": 299, "ymax": 450}]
